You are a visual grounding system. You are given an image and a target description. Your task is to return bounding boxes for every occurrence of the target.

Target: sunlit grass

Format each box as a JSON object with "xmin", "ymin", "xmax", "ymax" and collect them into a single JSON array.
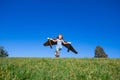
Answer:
[{"xmin": 0, "ymin": 58, "xmax": 120, "ymax": 80}]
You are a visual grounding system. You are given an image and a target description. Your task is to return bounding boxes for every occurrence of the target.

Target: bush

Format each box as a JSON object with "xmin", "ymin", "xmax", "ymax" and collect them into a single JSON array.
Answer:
[
  {"xmin": 94, "ymin": 46, "xmax": 108, "ymax": 58},
  {"xmin": 0, "ymin": 47, "xmax": 8, "ymax": 57}
]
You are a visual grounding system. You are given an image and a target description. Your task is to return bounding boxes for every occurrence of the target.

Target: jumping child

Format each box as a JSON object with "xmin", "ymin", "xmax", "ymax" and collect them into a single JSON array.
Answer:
[
  {"xmin": 51, "ymin": 34, "xmax": 70, "ymax": 57},
  {"xmin": 44, "ymin": 34, "xmax": 77, "ymax": 57}
]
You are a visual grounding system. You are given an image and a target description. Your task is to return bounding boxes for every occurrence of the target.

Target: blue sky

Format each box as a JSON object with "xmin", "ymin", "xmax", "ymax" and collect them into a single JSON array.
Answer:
[{"xmin": 0, "ymin": 0, "xmax": 120, "ymax": 58}]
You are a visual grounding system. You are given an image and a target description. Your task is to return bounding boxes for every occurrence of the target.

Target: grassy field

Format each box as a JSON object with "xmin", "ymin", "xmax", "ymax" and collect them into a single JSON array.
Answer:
[{"xmin": 0, "ymin": 58, "xmax": 120, "ymax": 80}]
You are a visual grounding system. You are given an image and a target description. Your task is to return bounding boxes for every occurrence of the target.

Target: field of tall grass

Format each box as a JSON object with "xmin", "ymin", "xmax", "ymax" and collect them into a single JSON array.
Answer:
[{"xmin": 0, "ymin": 58, "xmax": 120, "ymax": 80}]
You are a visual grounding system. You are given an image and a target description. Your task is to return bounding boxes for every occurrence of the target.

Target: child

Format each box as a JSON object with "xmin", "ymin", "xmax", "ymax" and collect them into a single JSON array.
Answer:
[
  {"xmin": 51, "ymin": 34, "xmax": 69, "ymax": 57},
  {"xmin": 44, "ymin": 34, "xmax": 77, "ymax": 57}
]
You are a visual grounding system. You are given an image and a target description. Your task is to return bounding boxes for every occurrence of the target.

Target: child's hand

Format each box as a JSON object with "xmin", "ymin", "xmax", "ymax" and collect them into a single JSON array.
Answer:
[
  {"xmin": 47, "ymin": 37, "xmax": 53, "ymax": 40},
  {"xmin": 47, "ymin": 37, "xmax": 50, "ymax": 39}
]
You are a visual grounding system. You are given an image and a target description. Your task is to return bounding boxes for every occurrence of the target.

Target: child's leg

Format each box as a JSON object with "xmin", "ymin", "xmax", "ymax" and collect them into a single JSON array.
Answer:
[
  {"xmin": 55, "ymin": 49, "xmax": 60, "ymax": 57},
  {"xmin": 55, "ymin": 48, "xmax": 62, "ymax": 57}
]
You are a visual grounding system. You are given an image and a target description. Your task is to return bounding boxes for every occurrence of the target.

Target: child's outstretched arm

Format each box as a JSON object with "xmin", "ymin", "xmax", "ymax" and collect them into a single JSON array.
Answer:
[
  {"xmin": 52, "ymin": 39, "xmax": 57, "ymax": 42},
  {"xmin": 63, "ymin": 41, "xmax": 71, "ymax": 44},
  {"xmin": 48, "ymin": 37, "xmax": 57, "ymax": 42}
]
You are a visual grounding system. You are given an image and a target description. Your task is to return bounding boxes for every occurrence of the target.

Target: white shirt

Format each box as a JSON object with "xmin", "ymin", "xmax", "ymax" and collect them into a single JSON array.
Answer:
[{"xmin": 56, "ymin": 39, "xmax": 64, "ymax": 49}]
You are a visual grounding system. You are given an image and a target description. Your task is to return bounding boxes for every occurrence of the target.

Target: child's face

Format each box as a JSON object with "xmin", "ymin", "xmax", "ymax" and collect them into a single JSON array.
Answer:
[{"xmin": 58, "ymin": 35, "xmax": 62, "ymax": 39}]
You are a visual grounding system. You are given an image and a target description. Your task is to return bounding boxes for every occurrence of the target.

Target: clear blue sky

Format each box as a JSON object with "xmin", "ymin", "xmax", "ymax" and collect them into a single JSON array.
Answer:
[{"xmin": 0, "ymin": 0, "xmax": 120, "ymax": 58}]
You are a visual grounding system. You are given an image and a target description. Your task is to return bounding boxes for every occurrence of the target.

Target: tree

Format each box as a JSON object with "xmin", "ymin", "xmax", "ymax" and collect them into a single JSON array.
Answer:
[
  {"xmin": 0, "ymin": 47, "xmax": 9, "ymax": 57},
  {"xmin": 94, "ymin": 46, "xmax": 108, "ymax": 58}
]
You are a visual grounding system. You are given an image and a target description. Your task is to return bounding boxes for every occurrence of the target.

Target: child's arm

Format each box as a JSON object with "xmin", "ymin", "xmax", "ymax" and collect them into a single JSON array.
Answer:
[
  {"xmin": 48, "ymin": 38, "xmax": 57, "ymax": 42},
  {"xmin": 63, "ymin": 41, "xmax": 71, "ymax": 44},
  {"xmin": 63, "ymin": 42, "xmax": 68, "ymax": 44},
  {"xmin": 52, "ymin": 39, "xmax": 57, "ymax": 42}
]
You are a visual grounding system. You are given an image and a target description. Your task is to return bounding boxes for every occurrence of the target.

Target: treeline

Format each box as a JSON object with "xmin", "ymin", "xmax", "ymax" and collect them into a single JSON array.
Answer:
[{"xmin": 0, "ymin": 45, "xmax": 108, "ymax": 58}]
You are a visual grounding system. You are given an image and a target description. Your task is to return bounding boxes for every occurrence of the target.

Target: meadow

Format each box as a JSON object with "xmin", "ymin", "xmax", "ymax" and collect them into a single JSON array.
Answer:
[{"xmin": 0, "ymin": 58, "xmax": 120, "ymax": 80}]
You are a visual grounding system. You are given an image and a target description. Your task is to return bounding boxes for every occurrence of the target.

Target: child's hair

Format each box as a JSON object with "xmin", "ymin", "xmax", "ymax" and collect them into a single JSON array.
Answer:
[{"xmin": 57, "ymin": 34, "xmax": 63, "ymax": 39}]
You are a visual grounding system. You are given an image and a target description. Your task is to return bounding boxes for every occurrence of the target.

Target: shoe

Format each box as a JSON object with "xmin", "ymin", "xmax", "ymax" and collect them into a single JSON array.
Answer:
[
  {"xmin": 55, "ymin": 54, "xmax": 59, "ymax": 57},
  {"xmin": 55, "ymin": 51, "xmax": 59, "ymax": 57}
]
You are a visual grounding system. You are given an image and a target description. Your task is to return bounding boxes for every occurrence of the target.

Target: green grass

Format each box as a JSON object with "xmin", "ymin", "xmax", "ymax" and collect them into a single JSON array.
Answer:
[{"xmin": 0, "ymin": 58, "xmax": 120, "ymax": 80}]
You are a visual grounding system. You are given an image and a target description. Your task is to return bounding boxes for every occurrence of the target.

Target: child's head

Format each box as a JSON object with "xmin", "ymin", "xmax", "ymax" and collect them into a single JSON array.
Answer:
[{"xmin": 57, "ymin": 34, "xmax": 63, "ymax": 39}]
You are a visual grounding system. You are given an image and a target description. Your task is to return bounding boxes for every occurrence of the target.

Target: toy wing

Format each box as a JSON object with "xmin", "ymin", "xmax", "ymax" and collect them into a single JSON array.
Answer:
[
  {"xmin": 43, "ymin": 38, "xmax": 78, "ymax": 54},
  {"xmin": 43, "ymin": 39, "xmax": 57, "ymax": 48},
  {"xmin": 62, "ymin": 42, "xmax": 78, "ymax": 54}
]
